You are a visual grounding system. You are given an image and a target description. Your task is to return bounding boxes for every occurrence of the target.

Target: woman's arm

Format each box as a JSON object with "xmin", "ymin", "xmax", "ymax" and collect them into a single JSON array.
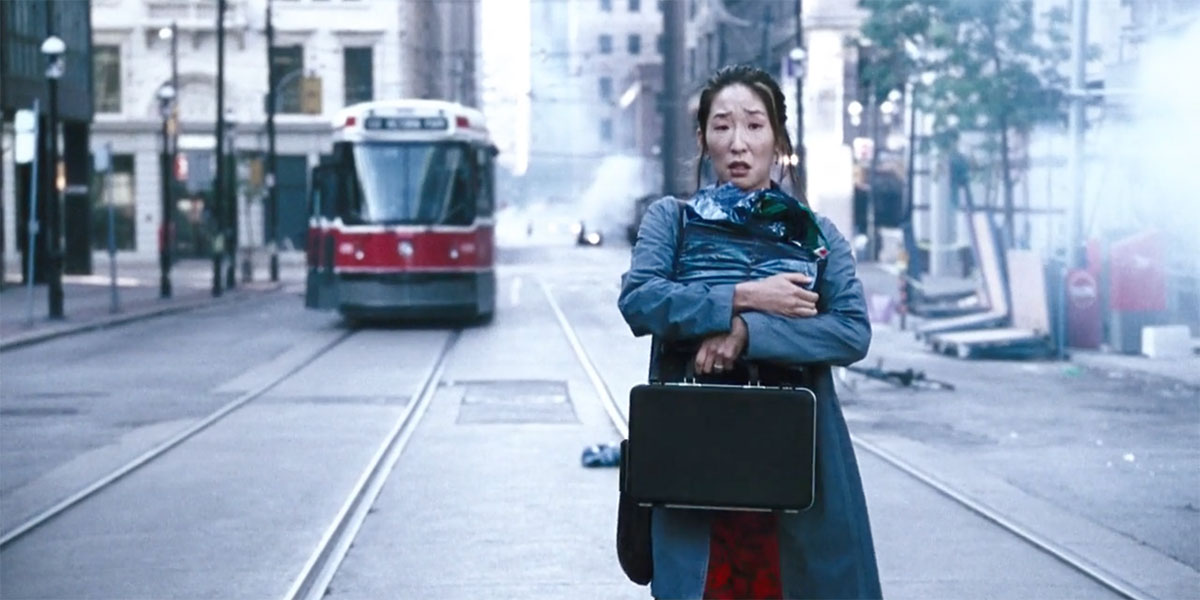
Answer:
[
  {"xmin": 738, "ymin": 216, "xmax": 872, "ymax": 366},
  {"xmin": 618, "ymin": 198, "xmax": 738, "ymax": 340}
]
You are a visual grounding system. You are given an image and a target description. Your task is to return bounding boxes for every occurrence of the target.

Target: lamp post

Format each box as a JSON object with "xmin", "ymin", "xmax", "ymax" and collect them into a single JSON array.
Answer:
[
  {"xmin": 158, "ymin": 23, "xmax": 179, "ymax": 296},
  {"xmin": 213, "ymin": 0, "xmax": 226, "ymax": 297},
  {"xmin": 157, "ymin": 83, "xmax": 176, "ymax": 298},
  {"xmin": 224, "ymin": 110, "xmax": 238, "ymax": 289},
  {"xmin": 788, "ymin": 46, "xmax": 806, "ymax": 193},
  {"xmin": 41, "ymin": 35, "xmax": 65, "ymax": 319},
  {"xmin": 266, "ymin": 0, "xmax": 279, "ymax": 282},
  {"xmin": 867, "ymin": 90, "xmax": 902, "ymax": 262},
  {"xmin": 792, "ymin": 0, "xmax": 806, "ymax": 192}
]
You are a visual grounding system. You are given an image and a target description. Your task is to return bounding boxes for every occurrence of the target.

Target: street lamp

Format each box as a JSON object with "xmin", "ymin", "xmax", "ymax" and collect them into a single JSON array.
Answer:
[
  {"xmin": 847, "ymin": 100, "xmax": 863, "ymax": 128},
  {"xmin": 157, "ymin": 83, "xmax": 176, "ymax": 298},
  {"xmin": 41, "ymin": 35, "xmax": 65, "ymax": 319}
]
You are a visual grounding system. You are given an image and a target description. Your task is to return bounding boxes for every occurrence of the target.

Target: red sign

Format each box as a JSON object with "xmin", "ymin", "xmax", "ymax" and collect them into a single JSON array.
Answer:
[
  {"xmin": 1067, "ymin": 270, "xmax": 1098, "ymax": 310},
  {"xmin": 1109, "ymin": 231, "xmax": 1166, "ymax": 312},
  {"xmin": 1066, "ymin": 268, "xmax": 1103, "ymax": 349}
]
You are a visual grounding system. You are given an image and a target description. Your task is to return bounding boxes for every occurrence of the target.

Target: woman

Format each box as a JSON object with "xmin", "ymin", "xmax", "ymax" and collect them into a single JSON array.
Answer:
[{"xmin": 618, "ymin": 65, "xmax": 883, "ymax": 599}]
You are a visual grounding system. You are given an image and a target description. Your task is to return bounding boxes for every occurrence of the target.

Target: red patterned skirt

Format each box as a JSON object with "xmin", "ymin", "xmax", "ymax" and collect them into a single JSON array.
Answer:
[{"xmin": 702, "ymin": 511, "xmax": 782, "ymax": 599}]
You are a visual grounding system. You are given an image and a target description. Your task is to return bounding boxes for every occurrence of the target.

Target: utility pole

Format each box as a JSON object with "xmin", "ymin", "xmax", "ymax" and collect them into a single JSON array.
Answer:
[
  {"xmin": 794, "ymin": 0, "xmax": 806, "ymax": 193},
  {"xmin": 266, "ymin": 0, "xmax": 280, "ymax": 282},
  {"xmin": 213, "ymin": 0, "xmax": 226, "ymax": 297},
  {"xmin": 1061, "ymin": 0, "xmax": 1088, "ymax": 360},
  {"xmin": 168, "ymin": 21, "xmax": 178, "ymax": 294},
  {"xmin": 464, "ymin": 0, "xmax": 477, "ymax": 107},
  {"xmin": 661, "ymin": 0, "xmax": 686, "ymax": 196},
  {"xmin": 1067, "ymin": 0, "xmax": 1088, "ymax": 269}
]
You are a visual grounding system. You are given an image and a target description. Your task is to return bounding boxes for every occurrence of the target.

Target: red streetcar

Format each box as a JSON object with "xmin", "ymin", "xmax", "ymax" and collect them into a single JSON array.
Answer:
[{"xmin": 305, "ymin": 99, "xmax": 498, "ymax": 322}]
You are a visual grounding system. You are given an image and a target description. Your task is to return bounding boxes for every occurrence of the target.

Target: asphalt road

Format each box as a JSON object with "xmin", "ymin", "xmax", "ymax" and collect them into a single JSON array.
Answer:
[{"xmin": 0, "ymin": 239, "xmax": 1194, "ymax": 599}]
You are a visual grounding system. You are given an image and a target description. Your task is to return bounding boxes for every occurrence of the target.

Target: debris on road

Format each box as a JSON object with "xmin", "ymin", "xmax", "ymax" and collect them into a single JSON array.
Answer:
[{"xmin": 581, "ymin": 443, "xmax": 621, "ymax": 468}]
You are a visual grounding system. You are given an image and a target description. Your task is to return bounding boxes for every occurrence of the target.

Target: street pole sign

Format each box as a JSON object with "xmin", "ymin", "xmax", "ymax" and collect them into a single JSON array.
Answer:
[
  {"xmin": 14, "ymin": 110, "xmax": 37, "ymax": 164},
  {"xmin": 95, "ymin": 142, "xmax": 120, "ymax": 313},
  {"xmin": 17, "ymin": 104, "xmax": 40, "ymax": 325}
]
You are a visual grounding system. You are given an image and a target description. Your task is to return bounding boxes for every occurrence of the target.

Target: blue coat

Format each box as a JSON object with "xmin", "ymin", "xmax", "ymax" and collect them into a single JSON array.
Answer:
[{"xmin": 618, "ymin": 197, "xmax": 883, "ymax": 599}]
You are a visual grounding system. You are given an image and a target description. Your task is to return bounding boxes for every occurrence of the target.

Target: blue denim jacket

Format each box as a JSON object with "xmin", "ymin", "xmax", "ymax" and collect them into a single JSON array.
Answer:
[{"xmin": 618, "ymin": 194, "xmax": 883, "ymax": 599}]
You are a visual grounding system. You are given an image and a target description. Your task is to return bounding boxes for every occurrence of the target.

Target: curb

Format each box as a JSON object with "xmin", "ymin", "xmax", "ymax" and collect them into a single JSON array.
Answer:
[{"xmin": 0, "ymin": 283, "xmax": 286, "ymax": 352}]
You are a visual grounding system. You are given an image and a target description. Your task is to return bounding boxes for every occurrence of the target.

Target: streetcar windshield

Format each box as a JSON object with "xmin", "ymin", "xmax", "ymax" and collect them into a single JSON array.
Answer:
[{"xmin": 349, "ymin": 142, "xmax": 473, "ymax": 225}]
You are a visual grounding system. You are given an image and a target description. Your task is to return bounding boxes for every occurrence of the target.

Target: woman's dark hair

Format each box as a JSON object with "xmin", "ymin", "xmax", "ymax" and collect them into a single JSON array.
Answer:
[{"xmin": 695, "ymin": 64, "xmax": 805, "ymax": 203}]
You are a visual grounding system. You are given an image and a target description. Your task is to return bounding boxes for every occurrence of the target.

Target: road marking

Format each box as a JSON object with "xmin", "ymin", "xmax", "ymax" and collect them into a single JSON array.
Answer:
[
  {"xmin": 0, "ymin": 328, "xmax": 358, "ymax": 548},
  {"xmin": 537, "ymin": 277, "xmax": 626, "ymax": 439},
  {"xmin": 284, "ymin": 331, "xmax": 459, "ymax": 600},
  {"xmin": 510, "ymin": 275, "xmax": 523, "ymax": 307}
]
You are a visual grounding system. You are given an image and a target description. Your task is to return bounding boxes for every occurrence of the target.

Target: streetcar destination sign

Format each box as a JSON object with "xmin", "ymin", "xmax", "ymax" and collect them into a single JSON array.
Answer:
[{"xmin": 364, "ymin": 116, "xmax": 449, "ymax": 131}]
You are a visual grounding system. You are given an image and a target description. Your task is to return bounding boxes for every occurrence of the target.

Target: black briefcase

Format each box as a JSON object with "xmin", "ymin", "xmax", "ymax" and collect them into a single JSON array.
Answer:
[{"xmin": 623, "ymin": 375, "xmax": 817, "ymax": 512}]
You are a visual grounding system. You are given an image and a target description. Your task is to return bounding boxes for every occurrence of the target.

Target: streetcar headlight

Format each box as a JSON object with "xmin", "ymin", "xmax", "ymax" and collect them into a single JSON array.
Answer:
[{"xmin": 397, "ymin": 240, "xmax": 414, "ymax": 257}]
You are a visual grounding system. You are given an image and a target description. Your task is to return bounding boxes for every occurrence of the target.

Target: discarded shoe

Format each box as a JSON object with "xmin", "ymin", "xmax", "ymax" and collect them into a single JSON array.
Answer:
[{"xmin": 581, "ymin": 443, "xmax": 621, "ymax": 468}]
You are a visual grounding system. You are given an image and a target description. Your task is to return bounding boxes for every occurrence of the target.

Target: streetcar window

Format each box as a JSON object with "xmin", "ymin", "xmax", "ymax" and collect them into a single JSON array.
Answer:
[
  {"xmin": 349, "ymin": 143, "xmax": 476, "ymax": 225},
  {"xmin": 475, "ymin": 146, "xmax": 496, "ymax": 218}
]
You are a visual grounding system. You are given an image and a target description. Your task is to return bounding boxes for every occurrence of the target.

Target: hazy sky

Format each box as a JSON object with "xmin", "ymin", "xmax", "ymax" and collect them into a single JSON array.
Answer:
[{"xmin": 480, "ymin": 0, "xmax": 531, "ymax": 176}]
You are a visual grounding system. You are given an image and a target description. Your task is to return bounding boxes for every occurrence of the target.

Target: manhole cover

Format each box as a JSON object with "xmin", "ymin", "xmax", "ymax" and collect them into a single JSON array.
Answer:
[{"xmin": 456, "ymin": 380, "xmax": 576, "ymax": 424}]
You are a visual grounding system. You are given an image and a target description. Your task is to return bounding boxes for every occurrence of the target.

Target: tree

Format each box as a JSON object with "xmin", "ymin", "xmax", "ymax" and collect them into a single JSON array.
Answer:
[{"xmin": 858, "ymin": 0, "xmax": 1072, "ymax": 248}]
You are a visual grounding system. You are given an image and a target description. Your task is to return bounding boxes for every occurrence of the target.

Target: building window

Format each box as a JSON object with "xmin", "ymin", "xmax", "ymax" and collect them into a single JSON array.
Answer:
[
  {"xmin": 689, "ymin": 46, "xmax": 696, "ymax": 80},
  {"xmin": 91, "ymin": 154, "xmax": 136, "ymax": 250},
  {"xmin": 271, "ymin": 45, "xmax": 304, "ymax": 114},
  {"xmin": 601, "ymin": 118, "xmax": 613, "ymax": 142},
  {"xmin": 343, "ymin": 47, "xmax": 373, "ymax": 106},
  {"xmin": 658, "ymin": 0, "xmax": 664, "ymax": 11},
  {"xmin": 657, "ymin": 34, "xmax": 664, "ymax": 55},
  {"xmin": 628, "ymin": 34, "xmax": 641, "ymax": 55},
  {"xmin": 601, "ymin": 0, "xmax": 612, "ymax": 12},
  {"xmin": 689, "ymin": 0, "xmax": 697, "ymax": 20},
  {"xmin": 599, "ymin": 76, "xmax": 613, "ymax": 102},
  {"xmin": 629, "ymin": 0, "xmax": 641, "ymax": 11},
  {"xmin": 599, "ymin": 34, "xmax": 613, "ymax": 54},
  {"xmin": 93, "ymin": 45, "xmax": 121, "ymax": 114}
]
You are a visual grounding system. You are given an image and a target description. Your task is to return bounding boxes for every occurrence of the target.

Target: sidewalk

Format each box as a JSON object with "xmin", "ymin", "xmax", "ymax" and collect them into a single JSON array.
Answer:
[
  {"xmin": 857, "ymin": 262, "xmax": 1200, "ymax": 388},
  {"xmin": 0, "ymin": 251, "xmax": 306, "ymax": 351}
]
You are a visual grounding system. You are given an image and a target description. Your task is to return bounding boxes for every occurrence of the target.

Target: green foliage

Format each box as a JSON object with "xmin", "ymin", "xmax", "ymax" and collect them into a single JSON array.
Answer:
[{"xmin": 857, "ymin": 0, "xmax": 1073, "ymax": 145}]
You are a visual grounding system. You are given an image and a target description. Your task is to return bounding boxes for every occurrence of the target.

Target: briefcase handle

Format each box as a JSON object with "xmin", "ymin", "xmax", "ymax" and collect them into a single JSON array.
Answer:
[{"xmin": 682, "ymin": 360, "xmax": 762, "ymax": 386}]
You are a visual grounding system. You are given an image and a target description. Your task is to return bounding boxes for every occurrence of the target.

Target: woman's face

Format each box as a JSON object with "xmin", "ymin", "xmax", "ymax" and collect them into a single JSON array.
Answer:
[{"xmin": 701, "ymin": 83, "xmax": 777, "ymax": 191}]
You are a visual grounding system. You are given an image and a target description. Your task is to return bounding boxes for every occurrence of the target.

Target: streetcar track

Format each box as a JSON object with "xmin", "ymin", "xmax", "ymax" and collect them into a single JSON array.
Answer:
[
  {"xmin": 0, "ymin": 326, "xmax": 360, "ymax": 549},
  {"xmin": 285, "ymin": 330, "xmax": 460, "ymax": 600},
  {"xmin": 537, "ymin": 279, "xmax": 1154, "ymax": 600}
]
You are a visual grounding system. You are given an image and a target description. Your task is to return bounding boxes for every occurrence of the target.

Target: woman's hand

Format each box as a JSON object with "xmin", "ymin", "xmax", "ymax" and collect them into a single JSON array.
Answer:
[
  {"xmin": 733, "ymin": 273, "xmax": 820, "ymax": 318},
  {"xmin": 694, "ymin": 316, "xmax": 749, "ymax": 375}
]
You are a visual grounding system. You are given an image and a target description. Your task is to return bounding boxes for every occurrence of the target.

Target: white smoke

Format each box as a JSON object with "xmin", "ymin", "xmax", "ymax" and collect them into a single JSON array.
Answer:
[{"xmin": 1089, "ymin": 18, "xmax": 1200, "ymax": 247}]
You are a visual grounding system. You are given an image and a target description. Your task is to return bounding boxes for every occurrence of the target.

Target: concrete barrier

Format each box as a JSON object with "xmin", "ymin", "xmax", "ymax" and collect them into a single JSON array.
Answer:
[{"xmin": 1141, "ymin": 325, "xmax": 1193, "ymax": 359}]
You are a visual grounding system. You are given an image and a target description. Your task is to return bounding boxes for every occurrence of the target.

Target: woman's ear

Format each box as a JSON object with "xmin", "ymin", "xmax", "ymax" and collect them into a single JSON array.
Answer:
[{"xmin": 695, "ymin": 128, "xmax": 705, "ymax": 154}]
